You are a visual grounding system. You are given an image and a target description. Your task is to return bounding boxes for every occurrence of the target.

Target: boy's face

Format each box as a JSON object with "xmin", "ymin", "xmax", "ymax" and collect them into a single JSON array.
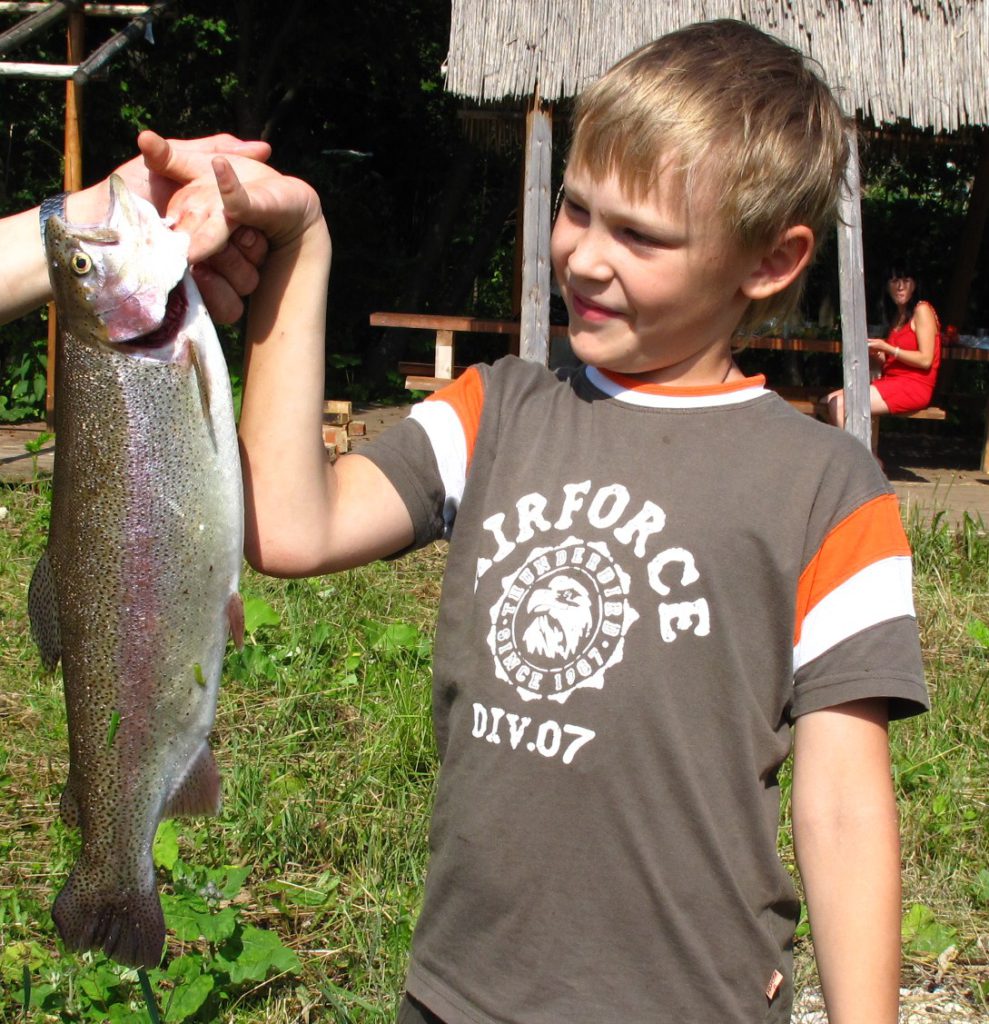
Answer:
[{"xmin": 551, "ymin": 164, "xmax": 764, "ymax": 385}]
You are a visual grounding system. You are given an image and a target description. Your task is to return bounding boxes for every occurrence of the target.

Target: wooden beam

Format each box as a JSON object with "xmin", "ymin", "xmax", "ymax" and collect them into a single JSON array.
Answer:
[
  {"xmin": 0, "ymin": 3, "xmax": 149, "ymax": 13},
  {"xmin": 837, "ymin": 128, "xmax": 872, "ymax": 449},
  {"xmin": 73, "ymin": 0, "xmax": 170, "ymax": 84},
  {"xmin": 0, "ymin": 0, "xmax": 74, "ymax": 55},
  {"xmin": 0, "ymin": 61, "xmax": 75, "ymax": 76},
  {"xmin": 519, "ymin": 93, "xmax": 552, "ymax": 365}
]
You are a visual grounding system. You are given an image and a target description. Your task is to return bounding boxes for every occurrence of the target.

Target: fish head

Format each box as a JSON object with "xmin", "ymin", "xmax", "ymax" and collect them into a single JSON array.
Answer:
[{"xmin": 45, "ymin": 175, "xmax": 191, "ymax": 355}]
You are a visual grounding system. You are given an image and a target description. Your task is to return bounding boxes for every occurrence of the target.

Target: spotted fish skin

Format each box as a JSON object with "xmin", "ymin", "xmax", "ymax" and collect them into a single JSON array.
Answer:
[{"xmin": 29, "ymin": 177, "xmax": 244, "ymax": 969}]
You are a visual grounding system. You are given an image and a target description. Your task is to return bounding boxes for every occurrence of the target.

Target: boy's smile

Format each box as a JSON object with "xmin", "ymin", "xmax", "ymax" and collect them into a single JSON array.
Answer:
[{"xmin": 551, "ymin": 166, "xmax": 764, "ymax": 386}]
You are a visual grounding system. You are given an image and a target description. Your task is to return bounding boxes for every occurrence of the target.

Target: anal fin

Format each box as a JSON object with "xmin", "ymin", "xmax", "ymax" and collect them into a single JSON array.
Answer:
[
  {"xmin": 228, "ymin": 592, "xmax": 244, "ymax": 650},
  {"xmin": 163, "ymin": 742, "xmax": 222, "ymax": 818},
  {"xmin": 28, "ymin": 550, "xmax": 61, "ymax": 671},
  {"xmin": 60, "ymin": 781, "xmax": 81, "ymax": 828}
]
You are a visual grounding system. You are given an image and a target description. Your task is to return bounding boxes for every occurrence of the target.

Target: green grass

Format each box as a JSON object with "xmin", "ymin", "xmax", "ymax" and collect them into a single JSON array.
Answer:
[{"xmin": 0, "ymin": 481, "xmax": 987, "ymax": 1020}]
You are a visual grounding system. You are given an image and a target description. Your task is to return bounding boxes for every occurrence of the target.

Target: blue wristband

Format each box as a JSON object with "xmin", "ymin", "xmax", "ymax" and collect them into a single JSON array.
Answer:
[{"xmin": 39, "ymin": 192, "xmax": 67, "ymax": 242}]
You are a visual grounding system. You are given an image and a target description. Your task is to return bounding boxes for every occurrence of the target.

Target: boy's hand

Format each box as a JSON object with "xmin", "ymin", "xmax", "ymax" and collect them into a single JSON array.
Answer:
[{"xmin": 167, "ymin": 155, "xmax": 324, "ymax": 258}]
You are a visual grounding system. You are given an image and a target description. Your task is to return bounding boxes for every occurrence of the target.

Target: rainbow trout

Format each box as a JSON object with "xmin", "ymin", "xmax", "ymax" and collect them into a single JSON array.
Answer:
[{"xmin": 28, "ymin": 176, "xmax": 244, "ymax": 969}]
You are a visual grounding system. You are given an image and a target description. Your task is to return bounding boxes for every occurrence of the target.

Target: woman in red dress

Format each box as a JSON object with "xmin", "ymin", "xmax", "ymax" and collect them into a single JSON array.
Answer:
[{"xmin": 824, "ymin": 265, "xmax": 941, "ymax": 425}]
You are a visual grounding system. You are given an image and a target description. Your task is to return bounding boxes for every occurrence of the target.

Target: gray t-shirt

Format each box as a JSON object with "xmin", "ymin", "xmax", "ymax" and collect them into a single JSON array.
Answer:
[{"xmin": 362, "ymin": 356, "xmax": 928, "ymax": 1024}]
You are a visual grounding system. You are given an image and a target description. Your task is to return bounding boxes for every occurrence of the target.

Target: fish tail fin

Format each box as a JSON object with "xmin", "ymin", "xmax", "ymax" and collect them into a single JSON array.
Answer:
[
  {"xmin": 53, "ymin": 862, "xmax": 165, "ymax": 969},
  {"xmin": 163, "ymin": 742, "xmax": 222, "ymax": 817}
]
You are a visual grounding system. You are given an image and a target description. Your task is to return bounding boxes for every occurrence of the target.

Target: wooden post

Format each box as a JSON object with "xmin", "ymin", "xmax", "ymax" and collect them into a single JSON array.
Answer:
[
  {"xmin": 519, "ymin": 90, "xmax": 552, "ymax": 365},
  {"xmin": 837, "ymin": 128, "xmax": 872, "ymax": 450},
  {"xmin": 46, "ymin": 7, "xmax": 84, "ymax": 427}
]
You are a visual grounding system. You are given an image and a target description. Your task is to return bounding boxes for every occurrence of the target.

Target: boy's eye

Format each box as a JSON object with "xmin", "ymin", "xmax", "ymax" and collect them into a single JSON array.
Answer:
[
  {"xmin": 623, "ymin": 227, "xmax": 662, "ymax": 247},
  {"xmin": 561, "ymin": 196, "xmax": 588, "ymax": 218}
]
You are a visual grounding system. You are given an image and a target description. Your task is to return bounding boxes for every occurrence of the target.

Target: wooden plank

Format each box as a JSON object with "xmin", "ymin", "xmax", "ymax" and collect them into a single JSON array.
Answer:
[
  {"xmin": 323, "ymin": 399, "xmax": 352, "ymax": 416},
  {"xmin": 837, "ymin": 129, "xmax": 872, "ymax": 451},
  {"xmin": 398, "ymin": 361, "xmax": 470, "ymax": 378},
  {"xmin": 405, "ymin": 376, "xmax": 455, "ymax": 392},
  {"xmin": 435, "ymin": 328, "xmax": 454, "ymax": 380},
  {"xmin": 519, "ymin": 96, "xmax": 552, "ymax": 365},
  {"xmin": 370, "ymin": 311, "xmax": 524, "ymax": 334}
]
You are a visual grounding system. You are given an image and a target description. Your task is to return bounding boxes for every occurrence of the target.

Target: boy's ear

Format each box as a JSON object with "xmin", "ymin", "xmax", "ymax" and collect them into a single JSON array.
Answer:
[{"xmin": 741, "ymin": 226, "xmax": 814, "ymax": 300}]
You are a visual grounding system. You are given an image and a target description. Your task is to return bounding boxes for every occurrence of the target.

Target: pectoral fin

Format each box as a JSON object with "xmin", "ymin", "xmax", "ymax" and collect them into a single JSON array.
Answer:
[
  {"xmin": 163, "ymin": 742, "xmax": 222, "ymax": 817},
  {"xmin": 189, "ymin": 341, "xmax": 215, "ymax": 447},
  {"xmin": 28, "ymin": 550, "xmax": 61, "ymax": 671}
]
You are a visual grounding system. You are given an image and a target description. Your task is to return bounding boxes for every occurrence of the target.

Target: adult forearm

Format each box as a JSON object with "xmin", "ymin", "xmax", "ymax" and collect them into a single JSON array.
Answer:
[{"xmin": 0, "ymin": 183, "xmax": 129, "ymax": 326}]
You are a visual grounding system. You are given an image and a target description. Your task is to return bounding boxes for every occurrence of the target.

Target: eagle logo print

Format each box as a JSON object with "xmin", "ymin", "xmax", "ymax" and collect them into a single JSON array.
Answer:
[{"xmin": 487, "ymin": 537, "xmax": 639, "ymax": 703}]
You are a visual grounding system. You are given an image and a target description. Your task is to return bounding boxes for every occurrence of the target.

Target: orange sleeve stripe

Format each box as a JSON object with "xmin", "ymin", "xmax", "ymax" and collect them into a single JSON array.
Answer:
[
  {"xmin": 794, "ymin": 493, "xmax": 910, "ymax": 646},
  {"xmin": 425, "ymin": 366, "xmax": 484, "ymax": 469}
]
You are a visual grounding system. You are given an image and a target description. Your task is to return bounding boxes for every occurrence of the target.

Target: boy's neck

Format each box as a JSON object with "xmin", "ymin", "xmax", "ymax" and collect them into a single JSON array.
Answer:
[{"xmin": 593, "ymin": 339, "xmax": 740, "ymax": 388}]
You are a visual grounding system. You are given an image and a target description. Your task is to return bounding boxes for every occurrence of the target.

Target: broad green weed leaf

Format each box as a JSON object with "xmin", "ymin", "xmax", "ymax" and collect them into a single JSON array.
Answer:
[
  {"xmin": 364, "ymin": 620, "xmax": 421, "ymax": 652},
  {"xmin": 196, "ymin": 905, "xmax": 238, "ymax": 943},
  {"xmin": 162, "ymin": 892, "xmax": 237, "ymax": 944},
  {"xmin": 218, "ymin": 925, "xmax": 301, "ymax": 983},
  {"xmin": 216, "ymin": 865, "xmax": 252, "ymax": 899},
  {"xmin": 153, "ymin": 820, "xmax": 180, "ymax": 871},
  {"xmin": 106, "ymin": 1005, "xmax": 147, "ymax": 1023},
  {"xmin": 242, "ymin": 595, "xmax": 280, "ymax": 633},
  {"xmin": 901, "ymin": 902, "xmax": 957, "ymax": 954},
  {"xmin": 163, "ymin": 972, "xmax": 214, "ymax": 1021}
]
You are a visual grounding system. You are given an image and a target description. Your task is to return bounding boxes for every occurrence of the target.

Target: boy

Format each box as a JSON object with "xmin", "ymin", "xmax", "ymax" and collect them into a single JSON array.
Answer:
[{"xmin": 196, "ymin": 18, "xmax": 928, "ymax": 1024}]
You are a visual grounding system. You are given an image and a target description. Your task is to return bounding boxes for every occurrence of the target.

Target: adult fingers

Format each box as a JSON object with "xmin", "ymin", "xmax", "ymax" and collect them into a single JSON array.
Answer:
[{"xmin": 138, "ymin": 131, "xmax": 272, "ymax": 182}]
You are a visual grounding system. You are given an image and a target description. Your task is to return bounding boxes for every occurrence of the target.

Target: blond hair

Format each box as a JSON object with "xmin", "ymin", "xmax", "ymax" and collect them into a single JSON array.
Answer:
[{"xmin": 567, "ymin": 19, "xmax": 851, "ymax": 334}]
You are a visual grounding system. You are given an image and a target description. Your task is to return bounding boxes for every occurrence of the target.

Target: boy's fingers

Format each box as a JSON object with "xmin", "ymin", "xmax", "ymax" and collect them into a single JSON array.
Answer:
[
  {"xmin": 230, "ymin": 225, "xmax": 269, "ymax": 269},
  {"xmin": 203, "ymin": 241, "xmax": 261, "ymax": 301},
  {"xmin": 192, "ymin": 264, "xmax": 245, "ymax": 325},
  {"xmin": 211, "ymin": 156, "xmax": 253, "ymax": 218}
]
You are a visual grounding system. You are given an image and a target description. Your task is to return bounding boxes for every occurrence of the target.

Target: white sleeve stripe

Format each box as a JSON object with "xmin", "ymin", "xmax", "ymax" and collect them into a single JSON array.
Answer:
[
  {"xmin": 409, "ymin": 401, "xmax": 468, "ymax": 530},
  {"xmin": 793, "ymin": 555, "xmax": 916, "ymax": 674}
]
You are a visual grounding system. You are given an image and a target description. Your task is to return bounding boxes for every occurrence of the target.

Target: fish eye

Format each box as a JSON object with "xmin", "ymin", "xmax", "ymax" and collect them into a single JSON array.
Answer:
[{"xmin": 70, "ymin": 252, "xmax": 92, "ymax": 275}]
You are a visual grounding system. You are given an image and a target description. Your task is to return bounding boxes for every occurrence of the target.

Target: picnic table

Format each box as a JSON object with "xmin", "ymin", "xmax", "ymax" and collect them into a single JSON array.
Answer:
[{"xmin": 369, "ymin": 312, "xmax": 989, "ymax": 471}]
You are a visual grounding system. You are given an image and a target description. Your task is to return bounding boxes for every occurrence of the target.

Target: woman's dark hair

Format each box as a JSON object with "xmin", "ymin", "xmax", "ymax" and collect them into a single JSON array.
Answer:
[{"xmin": 881, "ymin": 263, "xmax": 924, "ymax": 327}]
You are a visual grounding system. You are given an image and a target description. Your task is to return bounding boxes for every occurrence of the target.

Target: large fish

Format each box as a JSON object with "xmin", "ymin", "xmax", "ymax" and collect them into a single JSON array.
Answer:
[{"xmin": 28, "ymin": 175, "xmax": 244, "ymax": 969}]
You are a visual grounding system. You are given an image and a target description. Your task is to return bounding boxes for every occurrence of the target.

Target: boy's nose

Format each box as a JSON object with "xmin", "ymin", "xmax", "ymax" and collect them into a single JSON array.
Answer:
[{"xmin": 565, "ymin": 227, "xmax": 612, "ymax": 280}]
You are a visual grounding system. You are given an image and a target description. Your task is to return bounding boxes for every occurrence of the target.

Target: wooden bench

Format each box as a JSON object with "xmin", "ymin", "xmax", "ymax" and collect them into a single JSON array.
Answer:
[
  {"xmin": 369, "ymin": 312, "xmax": 569, "ymax": 391},
  {"xmin": 368, "ymin": 318, "xmax": 989, "ymax": 472},
  {"xmin": 773, "ymin": 386, "xmax": 948, "ymax": 455}
]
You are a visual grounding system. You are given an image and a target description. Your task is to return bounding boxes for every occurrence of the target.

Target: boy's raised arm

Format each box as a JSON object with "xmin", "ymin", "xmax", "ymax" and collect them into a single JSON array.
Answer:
[
  {"xmin": 205, "ymin": 158, "xmax": 415, "ymax": 577},
  {"xmin": 792, "ymin": 698, "xmax": 902, "ymax": 1024}
]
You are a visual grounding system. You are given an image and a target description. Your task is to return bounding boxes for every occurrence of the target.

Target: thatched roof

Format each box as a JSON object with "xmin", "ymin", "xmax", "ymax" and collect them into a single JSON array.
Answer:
[{"xmin": 444, "ymin": 0, "xmax": 988, "ymax": 133}]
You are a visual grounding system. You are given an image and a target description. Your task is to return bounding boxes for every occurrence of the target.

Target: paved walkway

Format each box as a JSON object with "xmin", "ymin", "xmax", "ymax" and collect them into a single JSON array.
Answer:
[{"xmin": 3, "ymin": 411, "xmax": 988, "ymax": 528}]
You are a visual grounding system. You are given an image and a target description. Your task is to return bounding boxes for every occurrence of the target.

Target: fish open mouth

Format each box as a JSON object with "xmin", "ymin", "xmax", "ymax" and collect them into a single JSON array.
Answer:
[{"xmin": 118, "ymin": 284, "xmax": 188, "ymax": 359}]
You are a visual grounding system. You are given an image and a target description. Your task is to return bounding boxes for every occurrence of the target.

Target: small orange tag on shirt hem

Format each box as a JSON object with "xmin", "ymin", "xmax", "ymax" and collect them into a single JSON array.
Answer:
[{"xmin": 765, "ymin": 970, "xmax": 784, "ymax": 1000}]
